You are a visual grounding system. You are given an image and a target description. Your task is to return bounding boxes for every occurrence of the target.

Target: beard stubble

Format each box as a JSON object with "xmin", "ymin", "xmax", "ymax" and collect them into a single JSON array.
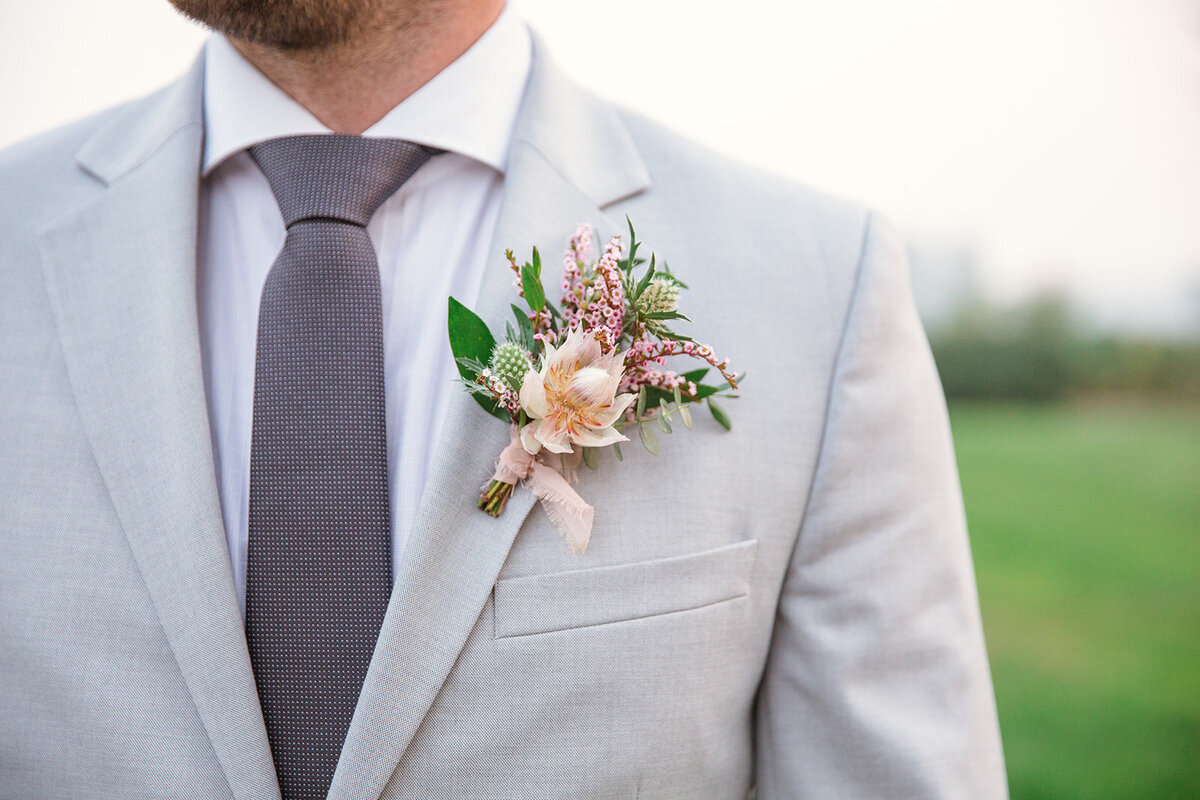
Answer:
[{"xmin": 167, "ymin": 0, "xmax": 394, "ymax": 50}]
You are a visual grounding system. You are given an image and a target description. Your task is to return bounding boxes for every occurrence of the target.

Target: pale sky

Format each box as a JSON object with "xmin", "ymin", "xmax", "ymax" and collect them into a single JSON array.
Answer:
[{"xmin": 2, "ymin": 0, "xmax": 1198, "ymax": 334}]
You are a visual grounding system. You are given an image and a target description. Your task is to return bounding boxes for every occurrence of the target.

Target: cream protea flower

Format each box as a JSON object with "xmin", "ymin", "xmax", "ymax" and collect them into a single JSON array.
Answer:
[{"xmin": 519, "ymin": 328, "xmax": 636, "ymax": 454}]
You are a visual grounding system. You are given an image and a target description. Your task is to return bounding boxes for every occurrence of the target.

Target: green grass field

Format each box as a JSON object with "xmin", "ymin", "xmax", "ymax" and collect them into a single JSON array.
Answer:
[{"xmin": 949, "ymin": 402, "xmax": 1200, "ymax": 800}]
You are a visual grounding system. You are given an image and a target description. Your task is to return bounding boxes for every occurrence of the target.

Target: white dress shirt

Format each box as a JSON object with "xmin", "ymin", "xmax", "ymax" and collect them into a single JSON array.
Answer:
[{"xmin": 196, "ymin": 9, "xmax": 532, "ymax": 616}]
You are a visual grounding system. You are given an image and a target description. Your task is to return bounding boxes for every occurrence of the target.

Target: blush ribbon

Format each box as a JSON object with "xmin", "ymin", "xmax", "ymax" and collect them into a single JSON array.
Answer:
[{"xmin": 491, "ymin": 428, "xmax": 594, "ymax": 554}]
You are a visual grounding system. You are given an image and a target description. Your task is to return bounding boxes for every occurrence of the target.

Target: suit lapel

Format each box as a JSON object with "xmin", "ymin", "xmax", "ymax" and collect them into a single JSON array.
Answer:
[
  {"xmin": 38, "ymin": 56, "xmax": 281, "ymax": 800},
  {"xmin": 327, "ymin": 36, "xmax": 650, "ymax": 800}
]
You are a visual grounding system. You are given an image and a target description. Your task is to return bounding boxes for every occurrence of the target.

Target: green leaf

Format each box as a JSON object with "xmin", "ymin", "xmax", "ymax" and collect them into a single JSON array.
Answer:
[
  {"xmin": 511, "ymin": 304, "xmax": 536, "ymax": 352},
  {"xmin": 644, "ymin": 381, "xmax": 721, "ymax": 408},
  {"xmin": 639, "ymin": 420, "xmax": 660, "ymax": 455},
  {"xmin": 612, "ymin": 442, "xmax": 623, "ymax": 462},
  {"xmin": 636, "ymin": 386, "xmax": 647, "ymax": 419},
  {"xmin": 459, "ymin": 380, "xmax": 498, "ymax": 398},
  {"xmin": 679, "ymin": 403, "xmax": 693, "ymax": 430},
  {"xmin": 454, "ymin": 356, "xmax": 488, "ymax": 375},
  {"xmin": 643, "ymin": 311, "xmax": 691, "ymax": 321},
  {"xmin": 582, "ymin": 446, "xmax": 599, "ymax": 469},
  {"xmin": 622, "ymin": 215, "xmax": 640, "ymax": 271},
  {"xmin": 520, "ymin": 264, "xmax": 545, "ymax": 312},
  {"xmin": 448, "ymin": 297, "xmax": 495, "ymax": 368},
  {"xmin": 661, "ymin": 260, "xmax": 688, "ymax": 289},
  {"xmin": 637, "ymin": 371, "xmax": 716, "ymax": 411},
  {"xmin": 639, "ymin": 385, "xmax": 672, "ymax": 410},
  {"xmin": 447, "ymin": 297, "xmax": 506, "ymax": 421},
  {"xmin": 633, "ymin": 254, "xmax": 657, "ymax": 299},
  {"xmin": 708, "ymin": 397, "xmax": 732, "ymax": 431},
  {"xmin": 531, "ymin": 246, "xmax": 542, "ymax": 277}
]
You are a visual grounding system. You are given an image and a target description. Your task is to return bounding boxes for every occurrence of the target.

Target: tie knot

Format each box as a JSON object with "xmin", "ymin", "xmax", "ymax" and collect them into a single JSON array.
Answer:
[{"xmin": 250, "ymin": 135, "xmax": 436, "ymax": 228}]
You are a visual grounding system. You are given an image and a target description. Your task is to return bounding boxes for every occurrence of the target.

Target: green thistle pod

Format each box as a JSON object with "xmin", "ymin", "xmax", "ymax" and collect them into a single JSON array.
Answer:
[
  {"xmin": 489, "ymin": 341, "xmax": 533, "ymax": 393},
  {"xmin": 639, "ymin": 278, "xmax": 680, "ymax": 314}
]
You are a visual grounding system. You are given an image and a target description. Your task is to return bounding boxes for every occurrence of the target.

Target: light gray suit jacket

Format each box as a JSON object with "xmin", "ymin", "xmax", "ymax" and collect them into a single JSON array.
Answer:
[{"xmin": 0, "ymin": 36, "xmax": 1007, "ymax": 800}]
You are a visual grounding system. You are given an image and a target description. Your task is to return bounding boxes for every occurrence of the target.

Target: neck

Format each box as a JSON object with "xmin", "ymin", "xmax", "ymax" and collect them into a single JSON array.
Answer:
[{"xmin": 230, "ymin": 1, "xmax": 505, "ymax": 134}]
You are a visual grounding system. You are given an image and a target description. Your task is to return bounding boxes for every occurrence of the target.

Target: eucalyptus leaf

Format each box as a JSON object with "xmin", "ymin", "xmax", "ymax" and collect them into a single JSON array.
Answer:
[
  {"xmin": 636, "ymin": 386, "xmax": 647, "ymax": 419},
  {"xmin": 582, "ymin": 446, "xmax": 599, "ymax": 469},
  {"xmin": 708, "ymin": 397, "xmax": 732, "ymax": 431},
  {"xmin": 679, "ymin": 403, "xmax": 693, "ymax": 430},
  {"xmin": 639, "ymin": 421, "xmax": 660, "ymax": 455},
  {"xmin": 656, "ymin": 400, "xmax": 673, "ymax": 433}
]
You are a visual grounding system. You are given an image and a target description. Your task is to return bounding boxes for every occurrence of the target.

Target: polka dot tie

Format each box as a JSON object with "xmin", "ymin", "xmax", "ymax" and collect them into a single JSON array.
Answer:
[{"xmin": 245, "ymin": 135, "xmax": 436, "ymax": 800}]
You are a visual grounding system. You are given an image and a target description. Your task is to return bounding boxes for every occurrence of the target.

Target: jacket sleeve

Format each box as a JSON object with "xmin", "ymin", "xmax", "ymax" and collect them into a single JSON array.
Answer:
[{"xmin": 754, "ymin": 211, "xmax": 1009, "ymax": 798}]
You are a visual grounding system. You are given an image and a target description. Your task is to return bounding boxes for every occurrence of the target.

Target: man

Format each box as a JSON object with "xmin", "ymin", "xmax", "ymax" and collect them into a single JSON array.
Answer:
[{"xmin": 0, "ymin": 0, "xmax": 1008, "ymax": 797}]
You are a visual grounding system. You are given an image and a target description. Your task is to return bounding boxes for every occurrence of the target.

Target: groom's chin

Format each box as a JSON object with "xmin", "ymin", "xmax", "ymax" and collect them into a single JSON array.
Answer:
[{"xmin": 165, "ymin": 0, "xmax": 387, "ymax": 50}]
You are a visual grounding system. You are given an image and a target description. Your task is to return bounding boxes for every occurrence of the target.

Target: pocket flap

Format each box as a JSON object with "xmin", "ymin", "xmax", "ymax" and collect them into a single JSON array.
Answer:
[{"xmin": 494, "ymin": 539, "xmax": 758, "ymax": 638}]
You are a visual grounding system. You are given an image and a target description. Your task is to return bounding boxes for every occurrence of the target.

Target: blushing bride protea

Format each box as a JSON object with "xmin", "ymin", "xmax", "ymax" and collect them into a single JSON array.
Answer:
[{"xmin": 518, "ymin": 329, "xmax": 637, "ymax": 455}]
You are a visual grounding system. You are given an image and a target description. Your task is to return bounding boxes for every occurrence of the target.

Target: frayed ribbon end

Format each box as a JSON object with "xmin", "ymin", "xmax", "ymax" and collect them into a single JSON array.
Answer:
[{"xmin": 491, "ymin": 428, "xmax": 594, "ymax": 553}]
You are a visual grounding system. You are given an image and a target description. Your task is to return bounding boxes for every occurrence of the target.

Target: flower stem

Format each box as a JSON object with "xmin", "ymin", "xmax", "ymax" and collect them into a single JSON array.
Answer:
[{"xmin": 478, "ymin": 479, "xmax": 515, "ymax": 517}]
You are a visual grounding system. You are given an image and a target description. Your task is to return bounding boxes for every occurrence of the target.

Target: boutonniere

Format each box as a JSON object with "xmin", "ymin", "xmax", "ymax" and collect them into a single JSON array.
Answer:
[{"xmin": 447, "ymin": 220, "xmax": 740, "ymax": 553}]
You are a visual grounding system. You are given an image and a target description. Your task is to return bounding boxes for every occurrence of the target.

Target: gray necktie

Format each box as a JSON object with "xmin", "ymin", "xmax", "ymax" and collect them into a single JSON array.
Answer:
[{"xmin": 245, "ymin": 134, "xmax": 434, "ymax": 800}]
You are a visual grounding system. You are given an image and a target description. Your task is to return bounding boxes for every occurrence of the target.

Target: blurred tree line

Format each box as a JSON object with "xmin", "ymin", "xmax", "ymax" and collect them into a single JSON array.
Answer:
[{"xmin": 928, "ymin": 292, "xmax": 1200, "ymax": 402}]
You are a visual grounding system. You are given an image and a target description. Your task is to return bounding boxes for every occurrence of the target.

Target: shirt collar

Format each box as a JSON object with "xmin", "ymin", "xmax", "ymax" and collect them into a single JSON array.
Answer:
[{"xmin": 201, "ymin": 5, "xmax": 532, "ymax": 176}]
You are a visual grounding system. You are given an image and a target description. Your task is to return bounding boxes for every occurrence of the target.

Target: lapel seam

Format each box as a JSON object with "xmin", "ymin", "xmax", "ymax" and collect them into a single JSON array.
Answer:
[
  {"xmin": 513, "ymin": 138, "xmax": 652, "ymax": 211},
  {"xmin": 515, "ymin": 136, "xmax": 650, "ymax": 212},
  {"xmin": 95, "ymin": 121, "xmax": 204, "ymax": 187},
  {"xmin": 37, "ymin": 120, "xmax": 204, "ymax": 246}
]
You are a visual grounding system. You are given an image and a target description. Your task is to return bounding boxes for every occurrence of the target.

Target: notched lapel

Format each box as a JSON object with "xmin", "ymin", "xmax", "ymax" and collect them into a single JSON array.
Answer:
[
  {"xmin": 38, "ymin": 55, "xmax": 281, "ymax": 800},
  {"xmin": 328, "ymin": 35, "xmax": 651, "ymax": 800}
]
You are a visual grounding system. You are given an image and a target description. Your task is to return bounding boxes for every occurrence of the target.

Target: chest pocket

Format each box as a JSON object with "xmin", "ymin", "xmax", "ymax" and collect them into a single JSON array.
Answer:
[{"xmin": 493, "ymin": 538, "xmax": 758, "ymax": 639}]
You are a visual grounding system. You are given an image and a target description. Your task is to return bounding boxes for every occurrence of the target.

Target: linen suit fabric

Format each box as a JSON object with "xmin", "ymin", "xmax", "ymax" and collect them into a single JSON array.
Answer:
[{"xmin": 0, "ymin": 31, "xmax": 1008, "ymax": 800}]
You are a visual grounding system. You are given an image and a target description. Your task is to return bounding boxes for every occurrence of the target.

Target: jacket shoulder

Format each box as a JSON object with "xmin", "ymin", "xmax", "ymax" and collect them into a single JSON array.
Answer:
[
  {"xmin": 621, "ymin": 109, "xmax": 868, "ymax": 234},
  {"xmin": 616, "ymin": 109, "xmax": 879, "ymax": 319}
]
